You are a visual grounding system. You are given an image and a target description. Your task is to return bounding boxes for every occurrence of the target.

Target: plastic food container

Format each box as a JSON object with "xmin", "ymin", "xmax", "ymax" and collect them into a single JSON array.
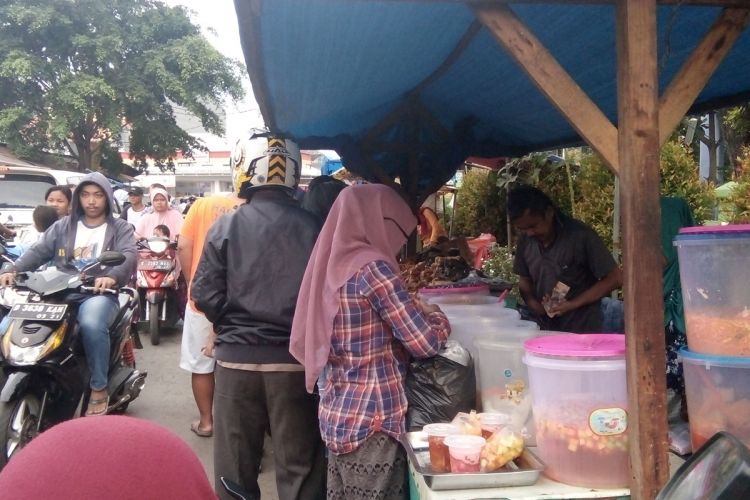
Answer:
[
  {"xmin": 479, "ymin": 412, "xmax": 511, "ymax": 439},
  {"xmin": 674, "ymin": 225, "xmax": 750, "ymax": 356},
  {"xmin": 444, "ymin": 435, "xmax": 486, "ymax": 473},
  {"xmin": 423, "ymin": 423, "xmax": 460, "ymax": 473},
  {"xmin": 438, "ymin": 304, "xmax": 521, "ymax": 324},
  {"xmin": 474, "ymin": 330, "xmax": 556, "ymax": 445},
  {"xmin": 680, "ymin": 348, "xmax": 750, "ymax": 451},
  {"xmin": 419, "ymin": 284, "xmax": 490, "ymax": 305},
  {"xmin": 448, "ymin": 317, "xmax": 535, "ymax": 360},
  {"xmin": 523, "ymin": 334, "xmax": 629, "ymax": 488}
]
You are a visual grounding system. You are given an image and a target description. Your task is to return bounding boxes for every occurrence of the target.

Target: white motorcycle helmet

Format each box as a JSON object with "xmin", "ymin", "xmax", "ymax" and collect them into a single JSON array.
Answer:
[{"xmin": 230, "ymin": 135, "xmax": 301, "ymax": 195}]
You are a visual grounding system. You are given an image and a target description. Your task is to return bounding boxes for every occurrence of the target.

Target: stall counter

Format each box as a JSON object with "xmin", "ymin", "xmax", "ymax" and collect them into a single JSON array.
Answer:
[{"xmin": 408, "ymin": 454, "xmax": 631, "ymax": 500}]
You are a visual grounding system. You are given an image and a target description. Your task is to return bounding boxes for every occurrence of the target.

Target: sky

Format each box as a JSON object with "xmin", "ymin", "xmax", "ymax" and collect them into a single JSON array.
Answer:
[{"xmin": 163, "ymin": 0, "xmax": 265, "ymax": 148}]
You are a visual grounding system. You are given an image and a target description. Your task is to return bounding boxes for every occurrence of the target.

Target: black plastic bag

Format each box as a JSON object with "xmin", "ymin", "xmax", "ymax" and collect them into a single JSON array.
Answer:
[{"xmin": 406, "ymin": 341, "xmax": 476, "ymax": 431}]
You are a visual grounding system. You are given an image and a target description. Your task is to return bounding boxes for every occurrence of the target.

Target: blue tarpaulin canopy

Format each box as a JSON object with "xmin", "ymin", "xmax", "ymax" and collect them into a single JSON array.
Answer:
[
  {"xmin": 234, "ymin": 1, "xmax": 750, "ymax": 197},
  {"xmin": 233, "ymin": 3, "xmax": 750, "ymax": 494}
]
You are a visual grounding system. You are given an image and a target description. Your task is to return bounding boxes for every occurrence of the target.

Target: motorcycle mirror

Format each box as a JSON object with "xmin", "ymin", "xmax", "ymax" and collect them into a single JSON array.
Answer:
[
  {"xmin": 656, "ymin": 431, "xmax": 750, "ymax": 499},
  {"xmin": 98, "ymin": 251, "xmax": 126, "ymax": 267}
]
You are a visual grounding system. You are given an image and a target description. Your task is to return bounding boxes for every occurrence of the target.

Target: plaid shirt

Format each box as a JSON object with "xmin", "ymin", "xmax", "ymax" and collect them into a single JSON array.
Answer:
[{"xmin": 319, "ymin": 260, "xmax": 450, "ymax": 454}]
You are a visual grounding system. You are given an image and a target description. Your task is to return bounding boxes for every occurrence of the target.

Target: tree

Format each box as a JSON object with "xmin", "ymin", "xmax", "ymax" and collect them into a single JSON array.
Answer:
[{"xmin": 0, "ymin": 0, "xmax": 245, "ymax": 173}]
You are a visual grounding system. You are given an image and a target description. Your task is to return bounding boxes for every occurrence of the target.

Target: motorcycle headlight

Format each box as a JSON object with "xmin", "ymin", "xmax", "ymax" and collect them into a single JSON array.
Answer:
[
  {"xmin": 1, "ymin": 322, "xmax": 66, "ymax": 366},
  {"xmin": 147, "ymin": 239, "xmax": 169, "ymax": 254}
]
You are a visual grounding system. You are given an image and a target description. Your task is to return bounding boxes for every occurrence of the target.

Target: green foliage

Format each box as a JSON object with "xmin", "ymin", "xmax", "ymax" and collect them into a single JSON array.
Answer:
[
  {"xmin": 574, "ymin": 154, "xmax": 616, "ymax": 250},
  {"xmin": 0, "ymin": 0, "xmax": 245, "ymax": 173},
  {"xmin": 481, "ymin": 244, "xmax": 520, "ymax": 303},
  {"xmin": 728, "ymin": 147, "xmax": 750, "ymax": 223},
  {"xmin": 724, "ymin": 106, "xmax": 750, "ymax": 144},
  {"xmin": 574, "ymin": 141, "xmax": 714, "ymax": 251},
  {"xmin": 497, "ymin": 153, "xmax": 578, "ymax": 217},
  {"xmin": 659, "ymin": 141, "xmax": 715, "ymax": 224},
  {"xmin": 452, "ymin": 169, "xmax": 506, "ymax": 241}
]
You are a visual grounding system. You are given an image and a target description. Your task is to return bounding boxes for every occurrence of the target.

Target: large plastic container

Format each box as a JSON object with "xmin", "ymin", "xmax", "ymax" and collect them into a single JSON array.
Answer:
[
  {"xmin": 680, "ymin": 348, "xmax": 750, "ymax": 451},
  {"xmin": 674, "ymin": 225, "xmax": 750, "ymax": 356},
  {"xmin": 474, "ymin": 330, "xmax": 550, "ymax": 445},
  {"xmin": 523, "ymin": 334, "xmax": 629, "ymax": 488},
  {"xmin": 449, "ymin": 317, "xmax": 536, "ymax": 358},
  {"xmin": 419, "ymin": 283, "xmax": 490, "ymax": 305},
  {"xmin": 438, "ymin": 304, "xmax": 520, "ymax": 325}
]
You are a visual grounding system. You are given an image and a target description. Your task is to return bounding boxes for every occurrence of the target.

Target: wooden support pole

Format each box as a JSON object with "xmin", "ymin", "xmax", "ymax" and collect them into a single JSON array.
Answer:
[
  {"xmin": 475, "ymin": 4, "xmax": 621, "ymax": 174},
  {"xmin": 616, "ymin": 1, "xmax": 669, "ymax": 499},
  {"xmin": 659, "ymin": 7, "xmax": 750, "ymax": 146}
]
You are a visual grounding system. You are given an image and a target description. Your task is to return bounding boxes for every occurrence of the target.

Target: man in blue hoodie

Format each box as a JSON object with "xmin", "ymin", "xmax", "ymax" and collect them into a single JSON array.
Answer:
[{"xmin": 0, "ymin": 172, "xmax": 137, "ymax": 416}]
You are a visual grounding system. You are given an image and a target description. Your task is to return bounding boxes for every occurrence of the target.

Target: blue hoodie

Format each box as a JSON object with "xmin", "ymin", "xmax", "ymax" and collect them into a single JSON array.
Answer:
[{"xmin": 12, "ymin": 172, "xmax": 136, "ymax": 286}]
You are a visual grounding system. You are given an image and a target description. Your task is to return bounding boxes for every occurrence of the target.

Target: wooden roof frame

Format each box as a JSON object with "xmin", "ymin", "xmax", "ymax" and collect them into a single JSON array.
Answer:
[{"xmin": 472, "ymin": 2, "xmax": 750, "ymax": 498}]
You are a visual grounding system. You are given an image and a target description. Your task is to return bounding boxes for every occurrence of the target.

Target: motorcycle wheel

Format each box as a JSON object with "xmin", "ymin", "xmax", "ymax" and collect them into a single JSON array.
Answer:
[
  {"xmin": 149, "ymin": 302, "xmax": 160, "ymax": 346},
  {"xmin": 0, "ymin": 393, "xmax": 41, "ymax": 469}
]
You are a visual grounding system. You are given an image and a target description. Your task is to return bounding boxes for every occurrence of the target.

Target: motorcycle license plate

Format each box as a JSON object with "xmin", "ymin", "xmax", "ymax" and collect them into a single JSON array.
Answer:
[
  {"xmin": 8, "ymin": 303, "xmax": 68, "ymax": 321},
  {"xmin": 138, "ymin": 260, "xmax": 173, "ymax": 271}
]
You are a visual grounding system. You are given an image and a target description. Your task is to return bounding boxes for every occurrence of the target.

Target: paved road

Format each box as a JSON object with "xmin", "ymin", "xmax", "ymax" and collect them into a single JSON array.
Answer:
[{"xmin": 126, "ymin": 326, "xmax": 279, "ymax": 500}]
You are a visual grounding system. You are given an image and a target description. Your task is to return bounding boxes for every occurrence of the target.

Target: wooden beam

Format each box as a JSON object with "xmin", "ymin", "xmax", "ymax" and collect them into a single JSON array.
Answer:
[
  {"xmin": 616, "ymin": 1, "xmax": 669, "ymax": 499},
  {"xmin": 475, "ymin": 4, "xmax": 621, "ymax": 174},
  {"xmin": 659, "ymin": 7, "xmax": 750, "ymax": 145}
]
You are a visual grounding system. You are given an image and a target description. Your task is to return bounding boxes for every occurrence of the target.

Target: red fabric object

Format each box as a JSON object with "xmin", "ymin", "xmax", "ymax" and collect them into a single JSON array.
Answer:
[
  {"xmin": 290, "ymin": 184, "xmax": 417, "ymax": 392},
  {"xmin": 466, "ymin": 233, "xmax": 497, "ymax": 269},
  {"xmin": 0, "ymin": 416, "xmax": 216, "ymax": 500}
]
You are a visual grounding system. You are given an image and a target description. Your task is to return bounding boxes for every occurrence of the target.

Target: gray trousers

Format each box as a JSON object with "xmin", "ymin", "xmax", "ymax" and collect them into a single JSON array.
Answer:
[{"xmin": 214, "ymin": 365, "xmax": 326, "ymax": 500}]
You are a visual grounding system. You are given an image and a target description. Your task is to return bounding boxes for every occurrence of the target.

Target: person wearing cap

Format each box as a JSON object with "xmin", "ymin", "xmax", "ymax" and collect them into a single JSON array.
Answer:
[
  {"xmin": 134, "ymin": 187, "xmax": 183, "ymax": 241},
  {"xmin": 121, "ymin": 186, "xmax": 147, "ymax": 227}
]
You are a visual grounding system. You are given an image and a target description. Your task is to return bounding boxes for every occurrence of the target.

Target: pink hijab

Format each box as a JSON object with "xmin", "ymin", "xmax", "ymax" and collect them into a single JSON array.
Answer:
[{"xmin": 291, "ymin": 183, "xmax": 416, "ymax": 392}]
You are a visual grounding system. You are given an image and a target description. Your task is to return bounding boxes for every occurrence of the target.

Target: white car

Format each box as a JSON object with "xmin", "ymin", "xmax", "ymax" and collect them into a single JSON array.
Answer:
[{"xmin": 0, "ymin": 165, "xmax": 59, "ymax": 230}]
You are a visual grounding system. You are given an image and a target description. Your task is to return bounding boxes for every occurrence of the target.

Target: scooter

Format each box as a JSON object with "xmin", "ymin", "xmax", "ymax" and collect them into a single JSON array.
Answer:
[
  {"xmin": 136, "ymin": 237, "xmax": 180, "ymax": 346},
  {"xmin": 0, "ymin": 252, "xmax": 147, "ymax": 469},
  {"xmin": 0, "ymin": 236, "xmax": 20, "ymax": 323}
]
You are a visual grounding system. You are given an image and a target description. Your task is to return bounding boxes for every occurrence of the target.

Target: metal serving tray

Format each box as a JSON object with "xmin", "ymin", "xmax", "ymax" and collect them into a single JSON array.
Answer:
[{"xmin": 402, "ymin": 431, "xmax": 544, "ymax": 491}]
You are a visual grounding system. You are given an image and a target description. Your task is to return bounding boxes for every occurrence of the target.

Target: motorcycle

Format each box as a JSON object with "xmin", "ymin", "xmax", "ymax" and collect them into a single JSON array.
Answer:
[
  {"xmin": 0, "ymin": 235, "xmax": 23, "ymax": 324},
  {"xmin": 136, "ymin": 237, "xmax": 180, "ymax": 346},
  {"xmin": 0, "ymin": 252, "xmax": 147, "ymax": 469}
]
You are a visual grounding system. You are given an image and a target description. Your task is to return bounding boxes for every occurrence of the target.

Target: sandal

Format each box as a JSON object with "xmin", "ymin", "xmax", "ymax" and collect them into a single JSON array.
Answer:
[
  {"xmin": 190, "ymin": 421, "xmax": 213, "ymax": 437},
  {"xmin": 86, "ymin": 395, "xmax": 109, "ymax": 417}
]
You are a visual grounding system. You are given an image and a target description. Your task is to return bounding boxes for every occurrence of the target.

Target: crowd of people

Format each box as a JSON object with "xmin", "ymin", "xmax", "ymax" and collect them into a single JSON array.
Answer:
[{"xmin": 0, "ymin": 135, "xmax": 694, "ymax": 500}]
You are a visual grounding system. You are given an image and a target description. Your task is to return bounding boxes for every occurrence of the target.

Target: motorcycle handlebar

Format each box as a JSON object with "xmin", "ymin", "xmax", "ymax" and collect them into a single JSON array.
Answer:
[{"xmin": 80, "ymin": 286, "xmax": 118, "ymax": 295}]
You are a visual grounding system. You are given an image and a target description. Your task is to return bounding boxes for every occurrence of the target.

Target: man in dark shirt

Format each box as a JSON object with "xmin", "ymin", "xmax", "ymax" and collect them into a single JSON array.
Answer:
[{"xmin": 508, "ymin": 186, "xmax": 622, "ymax": 333}]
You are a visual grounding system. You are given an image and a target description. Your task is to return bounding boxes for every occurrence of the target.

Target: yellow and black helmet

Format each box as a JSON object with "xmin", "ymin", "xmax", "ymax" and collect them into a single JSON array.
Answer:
[{"xmin": 230, "ymin": 135, "xmax": 301, "ymax": 194}]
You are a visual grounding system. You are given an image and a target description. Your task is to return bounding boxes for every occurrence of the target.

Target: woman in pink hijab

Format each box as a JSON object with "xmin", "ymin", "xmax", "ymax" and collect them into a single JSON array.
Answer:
[
  {"xmin": 134, "ymin": 187, "xmax": 184, "ymax": 240},
  {"xmin": 291, "ymin": 183, "xmax": 450, "ymax": 499}
]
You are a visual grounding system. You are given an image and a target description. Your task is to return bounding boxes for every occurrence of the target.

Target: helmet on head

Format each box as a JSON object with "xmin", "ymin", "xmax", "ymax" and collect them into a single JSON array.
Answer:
[{"xmin": 230, "ymin": 135, "xmax": 301, "ymax": 195}]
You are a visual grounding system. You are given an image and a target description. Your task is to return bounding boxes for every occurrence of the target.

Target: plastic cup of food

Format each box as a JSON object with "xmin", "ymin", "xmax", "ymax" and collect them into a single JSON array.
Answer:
[
  {"xmin": 423, "ymin": 423, "xmax": 460, "ymax": 473},
  {"xmin": 444, "ymin": 435, "xmax": 487, "ymax": 473},
  {"xmin": 479, "ymin": 412, "xmax": 511, "ymax": 439}
]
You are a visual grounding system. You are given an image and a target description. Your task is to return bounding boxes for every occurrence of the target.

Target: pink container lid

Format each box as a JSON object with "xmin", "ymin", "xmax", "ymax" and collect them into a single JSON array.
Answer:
[
  {"xmin": 679, "ymin": 224, "xmax": 750, "ymax": 235},
  {"xmin": 418, "ymin": 283, "xmax": 490, "ymax": 295},
  {"xmin": 523, "ymin": 334, "xmax": 626, "ymax": 358}
]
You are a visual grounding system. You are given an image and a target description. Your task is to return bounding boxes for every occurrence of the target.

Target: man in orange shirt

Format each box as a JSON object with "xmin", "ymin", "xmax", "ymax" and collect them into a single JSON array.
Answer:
[{"xmin": 178, "ymin": 194, "xmax": 240, "ymax": 437}]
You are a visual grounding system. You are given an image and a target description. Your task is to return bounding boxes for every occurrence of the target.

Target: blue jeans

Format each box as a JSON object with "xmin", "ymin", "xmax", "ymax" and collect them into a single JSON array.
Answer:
[{"xmin": 77, "ymin": 295, "xmax": 119, "ymax": 391}]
